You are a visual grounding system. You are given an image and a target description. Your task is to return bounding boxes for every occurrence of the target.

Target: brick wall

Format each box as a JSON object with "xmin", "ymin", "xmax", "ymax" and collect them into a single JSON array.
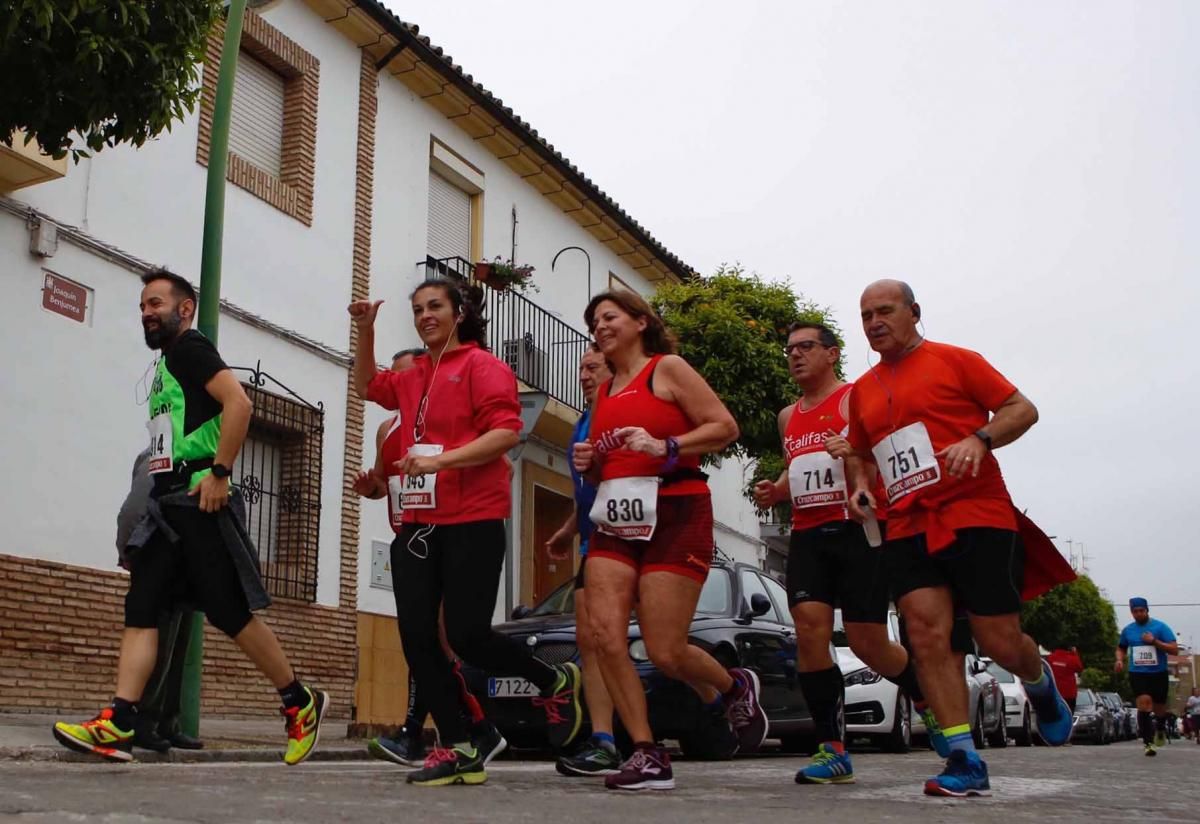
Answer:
[{"xmin": 0, "ymin": 554, "xmax": 354, "ymax": 719}]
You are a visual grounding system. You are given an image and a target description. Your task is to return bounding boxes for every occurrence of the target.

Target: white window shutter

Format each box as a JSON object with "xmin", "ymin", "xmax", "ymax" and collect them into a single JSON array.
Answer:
[
  {"xmin": 229, "ymin": 51, "xmax": 285, "ymax": 177},
  {"xmin": 427, "ymin": 171, "xmax": 472, "ymax": 260}
]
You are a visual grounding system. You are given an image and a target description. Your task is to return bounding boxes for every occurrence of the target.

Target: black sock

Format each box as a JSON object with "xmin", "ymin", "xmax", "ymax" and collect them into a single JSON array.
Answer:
[
  {"xmin": 884, "ymin": 659, "xmax": 924, "ymax": 704},
  {"xmin": 797, "ymin": 666, "xmax": 845, "ymax": 745},
  {"xmin": 1138, "ymin": 710, "xmax": 1153, "ymax": 745},
  {"xmin": 278, "ymin": 680, "xmax": 307, "ymax": 710},
  {"xmin": 110, "ymin": 698, "xmax": 138, "ymax": 732}
]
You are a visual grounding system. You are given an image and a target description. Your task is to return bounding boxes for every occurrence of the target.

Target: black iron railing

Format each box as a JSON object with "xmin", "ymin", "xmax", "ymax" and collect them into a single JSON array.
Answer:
[
  {"xmin": 418, "ymin": 256, "xmax": 591, "ymax": 411},
  {"xmin": 230, "ymin": 363, "xmax": 324, "ymax": 602}
]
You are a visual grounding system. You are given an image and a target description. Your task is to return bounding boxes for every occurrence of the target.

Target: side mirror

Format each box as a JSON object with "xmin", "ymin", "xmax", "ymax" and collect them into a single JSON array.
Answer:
[
  {"xmin": 511, "ymin": 605, "xmax": 532, "ymax": 620},
  {"xmin": 749, "ymin": 593, "xmax": 772, "ymax": 618},
  {"xmin": 969, "ymin": 658, "xmax": 988, "ymax": 675}
]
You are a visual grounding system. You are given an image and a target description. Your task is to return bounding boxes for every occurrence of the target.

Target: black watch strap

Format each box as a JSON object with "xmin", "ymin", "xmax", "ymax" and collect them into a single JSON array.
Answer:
[
  {"xmin": 210, "ymin": 463, "xmax": 232, "ymax": 479},
  {"xmin": 973, "ymin": 429, "xmax": 992, "ymax": 450}
]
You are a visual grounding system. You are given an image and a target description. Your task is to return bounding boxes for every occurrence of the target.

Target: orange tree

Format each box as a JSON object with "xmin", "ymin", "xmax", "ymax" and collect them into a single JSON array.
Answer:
[{"xmin": 652, "ymin": 264, "xmax": 843, "ymax": 514}]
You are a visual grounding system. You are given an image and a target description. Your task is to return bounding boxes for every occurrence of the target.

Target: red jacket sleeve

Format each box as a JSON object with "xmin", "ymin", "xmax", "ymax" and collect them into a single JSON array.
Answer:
[
  {"xmin": 469, "ymin": 353, "xmax": 523, "ymax": 434},
  {"xmin": 366, "ymin": 368, "xmax": 404, "ymax": 410},
  {"xmin": 847, "ymin": 380, "xmax": 870, "ymax": 453}
]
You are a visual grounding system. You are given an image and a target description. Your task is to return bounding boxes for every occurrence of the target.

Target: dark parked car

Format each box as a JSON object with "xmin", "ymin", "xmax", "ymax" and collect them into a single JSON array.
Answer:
[
  {"xmin": 1071, "ymin": 688, "xmax": 1114, "ymax": 744},
  {"xmin": 460, "ymin": 561, "xmax": 815, "ymax": 759},
  {"xmin": 1099, "ymin": 692, "xmax": 1133, "ymax": 740}
]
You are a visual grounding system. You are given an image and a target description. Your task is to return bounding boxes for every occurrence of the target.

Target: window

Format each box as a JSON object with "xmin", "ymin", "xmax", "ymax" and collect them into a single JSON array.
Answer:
[
  {"xmin": 427, "ymin": 171, "xmax": 472, "ymax": 260},
  {"xmin": 762, "ymin": 575, "xmax": 793, "ymax": 628},
  {"xmin": 229, "ymin": 51, "xmax": 285, "ymax": 177},
  {"xmin": 697, "ymin": 568, "xmax": 732, "ymax": 615},
  {"xmin": 197, "ymin": 9, "xmax": 319, "ymax": 225},
  {"xmin": 234, "ymin": 382, "xmax": 324, "ymax": 602},
  {"xmin": 739, "ymin": 570, "xmax": 780, "ymax": 622}
]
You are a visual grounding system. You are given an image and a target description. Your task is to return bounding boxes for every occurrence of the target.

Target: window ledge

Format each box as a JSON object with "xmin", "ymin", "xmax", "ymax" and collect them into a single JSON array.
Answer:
[{"xmin": 0, "ymin": 132, "xmax": 67, "ymax": 192}]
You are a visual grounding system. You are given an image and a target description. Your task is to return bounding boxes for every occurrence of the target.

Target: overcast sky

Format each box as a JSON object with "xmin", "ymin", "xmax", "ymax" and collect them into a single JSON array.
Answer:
[{"xmin": 392, "ymin": 0, "xmax": 1200, "ymax": 649}]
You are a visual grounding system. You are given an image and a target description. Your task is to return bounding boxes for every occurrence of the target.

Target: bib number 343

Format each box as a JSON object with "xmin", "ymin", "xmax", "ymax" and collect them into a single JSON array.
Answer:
[
  {"xmin": 397, "ymin": 443, "xmax": 443, "ymax": 510},
  {"xmin": 590, "ymin": 476, "xmax": 660, "ymax": 541},
  {"xmin": 871, "ymin": 422, "xmax": 941, "ymax": 504}
]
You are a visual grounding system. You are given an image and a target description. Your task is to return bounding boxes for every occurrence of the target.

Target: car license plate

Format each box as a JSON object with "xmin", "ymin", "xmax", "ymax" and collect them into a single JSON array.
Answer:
[{"xmin": 488, "ymin": 677, "xmax": 538, "ymax": 698}]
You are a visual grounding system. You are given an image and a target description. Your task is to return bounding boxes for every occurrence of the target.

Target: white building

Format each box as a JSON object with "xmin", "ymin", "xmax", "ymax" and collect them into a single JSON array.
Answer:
[{"xmin": 0, "ymin": 0, "xmax": 764, "ymax": 726}]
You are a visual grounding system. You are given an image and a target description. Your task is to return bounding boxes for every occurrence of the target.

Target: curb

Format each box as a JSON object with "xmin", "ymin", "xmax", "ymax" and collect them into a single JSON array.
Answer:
[{"xmin": 0, "ymin": 746, "xmax": 374, "ymax": 764}]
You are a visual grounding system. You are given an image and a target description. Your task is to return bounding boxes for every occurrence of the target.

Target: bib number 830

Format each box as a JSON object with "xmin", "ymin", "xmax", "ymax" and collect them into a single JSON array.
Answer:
[{"xmin": 605, "ymin": 497, "xmax": 645, "ymax": 522}]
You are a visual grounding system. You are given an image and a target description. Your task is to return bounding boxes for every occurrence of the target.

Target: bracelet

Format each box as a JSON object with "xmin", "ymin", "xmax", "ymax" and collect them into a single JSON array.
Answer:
[{"xmin": 662, "ymin": 436, "xmax": 680, "ymax": 472}]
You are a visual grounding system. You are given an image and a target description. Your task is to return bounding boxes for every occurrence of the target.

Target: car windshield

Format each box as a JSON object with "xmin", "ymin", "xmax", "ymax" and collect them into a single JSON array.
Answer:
[
  {"xmin": 697, "ymin": 568, "xmax": 731, "ymax": 615},
  {"xmin": 986, "ymin": 662, "xmax": 1016, "ymax": 683},
  {"xmin": 529, "ymin": 582, "xmax": 575, "ymax": 616},
  {"xmin": 831, "ymin": 610, "xmax": 848, "ymax": 647},
  {"xmin": 1076, "ymin": 691, "xmax": 1095, "ymax": 708}
]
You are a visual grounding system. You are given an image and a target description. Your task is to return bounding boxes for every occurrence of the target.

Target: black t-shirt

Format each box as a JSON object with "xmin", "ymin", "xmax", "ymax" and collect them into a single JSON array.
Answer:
[{"xmin": 164, "ymin": 329, "xmax": 228, "ymax": 437}]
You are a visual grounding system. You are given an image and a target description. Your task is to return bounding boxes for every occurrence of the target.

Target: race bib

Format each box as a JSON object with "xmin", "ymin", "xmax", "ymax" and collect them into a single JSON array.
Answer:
[
  {"xmin": 1131, "ymin": 645, "xmax": 1159, "ymax": 668},
  {"xmin": 387, "ymin": 475, "xmax": 405, "ymax": 527},
  {"xmin": 788, "ymin": 450, "xmax": 847, "ymax": 509},
  {"xmin": 398, "ymin": 444, "xmax": 443, "ymax": 510},
  {"xmin": 590, "ymin": 476, "xmax": 660, "ymax": 541},
  {"xmin": 871, "ymin": 422, "xmax": 941, "ymax": 504},
  {"xmin": 147, "ymin": 413, "xmax": 173, "ymax": 474}
]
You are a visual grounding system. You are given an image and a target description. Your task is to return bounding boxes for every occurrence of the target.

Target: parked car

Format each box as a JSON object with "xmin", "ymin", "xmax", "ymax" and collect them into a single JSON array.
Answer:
[
  {"xmin": 982, "ymin": 658, "xmax": 1036, "ymax": 746},
  {"xmin": 1071, "ymin": 688, "xmax": 1114, "ymax": 744},
  {"xmin": 1100, "ymin": 692, "xmax": 1133, "ymax": 740},
  {"xmin": 837, "ymin": 610, "xmax": 912, "ymax": 753},
  {"xmin": 460, "ymin": 561, "xmax": 815, "ymax": 759},
  {"xmin": 965, "ymin": 652, "xmax": 1008, "ymax": 748}
]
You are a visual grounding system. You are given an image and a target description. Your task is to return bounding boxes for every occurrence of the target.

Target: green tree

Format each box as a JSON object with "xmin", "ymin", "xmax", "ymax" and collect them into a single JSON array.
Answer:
[
  {"xmin": 1022, "ymin": 575, "xmax": 1129, "ymax": 697},
  {"xmin": 652, "ymin": 264, "xmax": 843, "ymax": 514},
  {"xmin": 1, "ymin": 0, "xmax": 221, "ymax": 160}
]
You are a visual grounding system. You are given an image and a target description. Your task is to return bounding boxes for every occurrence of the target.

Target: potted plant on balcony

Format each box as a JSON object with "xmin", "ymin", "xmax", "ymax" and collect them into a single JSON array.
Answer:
[{"xmin": 475, "ymin": 257, "xmax": 538, "ymax": 294}]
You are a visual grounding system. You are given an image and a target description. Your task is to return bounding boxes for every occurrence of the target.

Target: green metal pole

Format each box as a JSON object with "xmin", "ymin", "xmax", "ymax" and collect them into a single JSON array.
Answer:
[{"xmin": 180, "ymin": 0, "xmax": 248, "ymax": 739}]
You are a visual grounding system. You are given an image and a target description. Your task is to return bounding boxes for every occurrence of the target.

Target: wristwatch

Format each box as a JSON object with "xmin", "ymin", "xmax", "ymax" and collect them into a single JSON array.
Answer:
[
  {"xmin": 973, "ymin": 429, "xmax": 992, "ymax": 450},
  {"xmin": 662, "ymin": 436, "xmax": 680, "ymax": 472},
  {"xmin": 210, "ymin": 463, "xmax": 232, "ymax": 479}
]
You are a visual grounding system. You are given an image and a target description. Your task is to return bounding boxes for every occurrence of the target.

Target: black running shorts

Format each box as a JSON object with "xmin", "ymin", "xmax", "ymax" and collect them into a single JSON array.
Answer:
[
  {"xmin": 1129, "ymin": 671, "xmax": 1169, "ymax": 705},
  {"xmin": 885, "ymin": 527, "xmax": 1024, "ymax": 617},
  {"xmin": 785, "ymin": 520, "xmax": 889, "ymax": 624}
]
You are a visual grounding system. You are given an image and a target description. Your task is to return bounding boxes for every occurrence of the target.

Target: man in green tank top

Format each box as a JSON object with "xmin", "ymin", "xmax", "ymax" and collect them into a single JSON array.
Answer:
[{"xmin": 52, "ymin": 269, "xmax": 328, "ymax": 765}]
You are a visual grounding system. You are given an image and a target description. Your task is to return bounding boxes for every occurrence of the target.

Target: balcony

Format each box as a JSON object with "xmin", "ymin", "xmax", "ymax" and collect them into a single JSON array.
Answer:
[
  {"xmin": 0, "ymin": 131, "xmax": 67, "ymax": 192},
  {"xmin": 418, "ymin": 256, "xmax": 591, "ymax": 412}
]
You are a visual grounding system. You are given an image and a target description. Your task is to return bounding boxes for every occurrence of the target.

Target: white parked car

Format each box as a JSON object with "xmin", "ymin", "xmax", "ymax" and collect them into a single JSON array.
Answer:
[
  {"xmin": 982, "ymin": 658, "xmax": 1036, "ymax": 746},
  {"xmin": 836, "ymin": 610, "xmax": 913, "ymax": 752}
]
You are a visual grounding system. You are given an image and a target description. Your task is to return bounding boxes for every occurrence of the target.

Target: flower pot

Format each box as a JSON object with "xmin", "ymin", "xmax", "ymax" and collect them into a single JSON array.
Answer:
[{"xmin": 474, "ymin": 262, "xmax": 508, "ymax": 290}]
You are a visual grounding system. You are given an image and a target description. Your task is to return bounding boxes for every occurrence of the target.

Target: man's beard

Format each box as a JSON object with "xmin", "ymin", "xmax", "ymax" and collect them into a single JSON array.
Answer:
[{"xmin": 143, "ymin": 309, "xmax": 183, "ymax": 349}]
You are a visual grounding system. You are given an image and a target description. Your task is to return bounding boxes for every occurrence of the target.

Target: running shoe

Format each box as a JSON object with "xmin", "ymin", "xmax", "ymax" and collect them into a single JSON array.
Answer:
[
  {"xmin": 471, "ymin": 721, "xmax": 508, "ymax": 766},
  {"xmin": 1144, "ymin": 743, "xmax": 1157, "ymax": 757},
  {"xmin": 604, "ymin": 745, "xmax": 674, "ymax": 791},
  {"xmin": 282, "ymin": 686, "xmax": 329, "ymax": 766},
  {"xmin": 725, "ymin": 667, "xmax": 768, "ymax": 753},
  {"xmin": 52, "ymin": 708, "xmax": 135, "ymax": 763},
  {"xmin": 924, "ymin": 750, "xmax": 991, "ymax": 798},
  {"xmin": 368, "ymin": 727, "xmax": 425, "ymax": 767},
  {"xmin": 918, "ymin": 706, "xmax": 950, "ymax": 758},
  {"xmin": 406, "ymin": 744, "xmax": 486, "ymax": 786},
  {"xmin": 795, "ymin": 743, "xmax": 855, "ymax": 785},
  {"xmin": 556, "ymin": 736, "xmax": 622, "ymax": 776},
  {"xmin": 533, "ymin": 662, "xmax": 583, "ymax": 749},
  {"xmin": 1028, "ymin": 660, "xmax": 1072, "ymax": 747},
  {"xmin": 1154, "ymin": 730, "xmax": 1166, "ymax": 748}
]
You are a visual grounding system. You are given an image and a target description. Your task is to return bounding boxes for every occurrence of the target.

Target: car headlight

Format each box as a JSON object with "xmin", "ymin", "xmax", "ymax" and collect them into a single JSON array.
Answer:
[
  {"xmin": 628, "ymin": 639, "xmax": 649, "ymax": 662},
  {"xmin": 843, "ymin": 667, "xmax": 882, "ymax": 687},
  {"xmin": 1004, "ymin": 696, "xmax": 1018, "ymax": 707}
]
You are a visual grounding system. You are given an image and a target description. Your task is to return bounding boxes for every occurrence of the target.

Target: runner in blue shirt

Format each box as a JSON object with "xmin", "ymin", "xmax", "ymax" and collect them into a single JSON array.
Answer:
[
  {"xmin": 1115, "ymin": 597, "xmax": 1179, "ymax": 755},
  {"xmin": 547, "ymin": 346, "xmax": 620, "ymax": 776}
]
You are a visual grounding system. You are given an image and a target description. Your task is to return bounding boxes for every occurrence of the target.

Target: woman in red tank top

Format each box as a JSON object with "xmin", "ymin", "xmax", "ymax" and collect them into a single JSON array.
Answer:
[{"xmin": 573, "ymin": 290, "xmax": 768, "ymax": 790}]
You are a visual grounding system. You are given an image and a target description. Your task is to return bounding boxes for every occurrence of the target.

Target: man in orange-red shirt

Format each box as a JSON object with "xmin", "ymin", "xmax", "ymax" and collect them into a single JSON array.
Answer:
[{"xmin": 844, "ymin": 280, "xmax": 1072, "ymax": 798}]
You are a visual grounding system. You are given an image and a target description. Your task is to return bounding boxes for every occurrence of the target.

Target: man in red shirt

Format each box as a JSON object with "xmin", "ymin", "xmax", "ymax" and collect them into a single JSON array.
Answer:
[
  {"xmin": 845, "ymin": 280, "xmax": 1072, "ymax": 798},
  {"xmin": 1046, "ymin": 647, "xmax": 1083, "ymax": 713}
]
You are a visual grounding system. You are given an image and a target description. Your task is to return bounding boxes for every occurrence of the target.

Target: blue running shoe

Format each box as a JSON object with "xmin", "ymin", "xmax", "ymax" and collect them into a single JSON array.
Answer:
[
  {"xmin": 795, "ymin": 743, "xmax": 855, "ymax": 784},
  {"xmin": 919, "ymin": 706, "xmax": 950, "ymax": 758},
  {"xmin": 1029, "ymin": 660, "xmax": 1073, "ymax": 747},
  {"xmin": 924, "ymin": 750, "xmax": 991, "ymax": 798}
]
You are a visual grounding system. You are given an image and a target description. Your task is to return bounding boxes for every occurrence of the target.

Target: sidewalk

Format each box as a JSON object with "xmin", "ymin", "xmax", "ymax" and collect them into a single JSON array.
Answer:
[{"xmin": 0, "ymin": 712, "xmax": 373, "ymax": 763}]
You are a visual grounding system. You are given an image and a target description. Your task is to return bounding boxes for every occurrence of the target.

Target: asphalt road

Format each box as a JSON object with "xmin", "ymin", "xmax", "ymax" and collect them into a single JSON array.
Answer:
[{"xmin": 2, "ymin": 740, "xmax": 1197, "ymax": 823}]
